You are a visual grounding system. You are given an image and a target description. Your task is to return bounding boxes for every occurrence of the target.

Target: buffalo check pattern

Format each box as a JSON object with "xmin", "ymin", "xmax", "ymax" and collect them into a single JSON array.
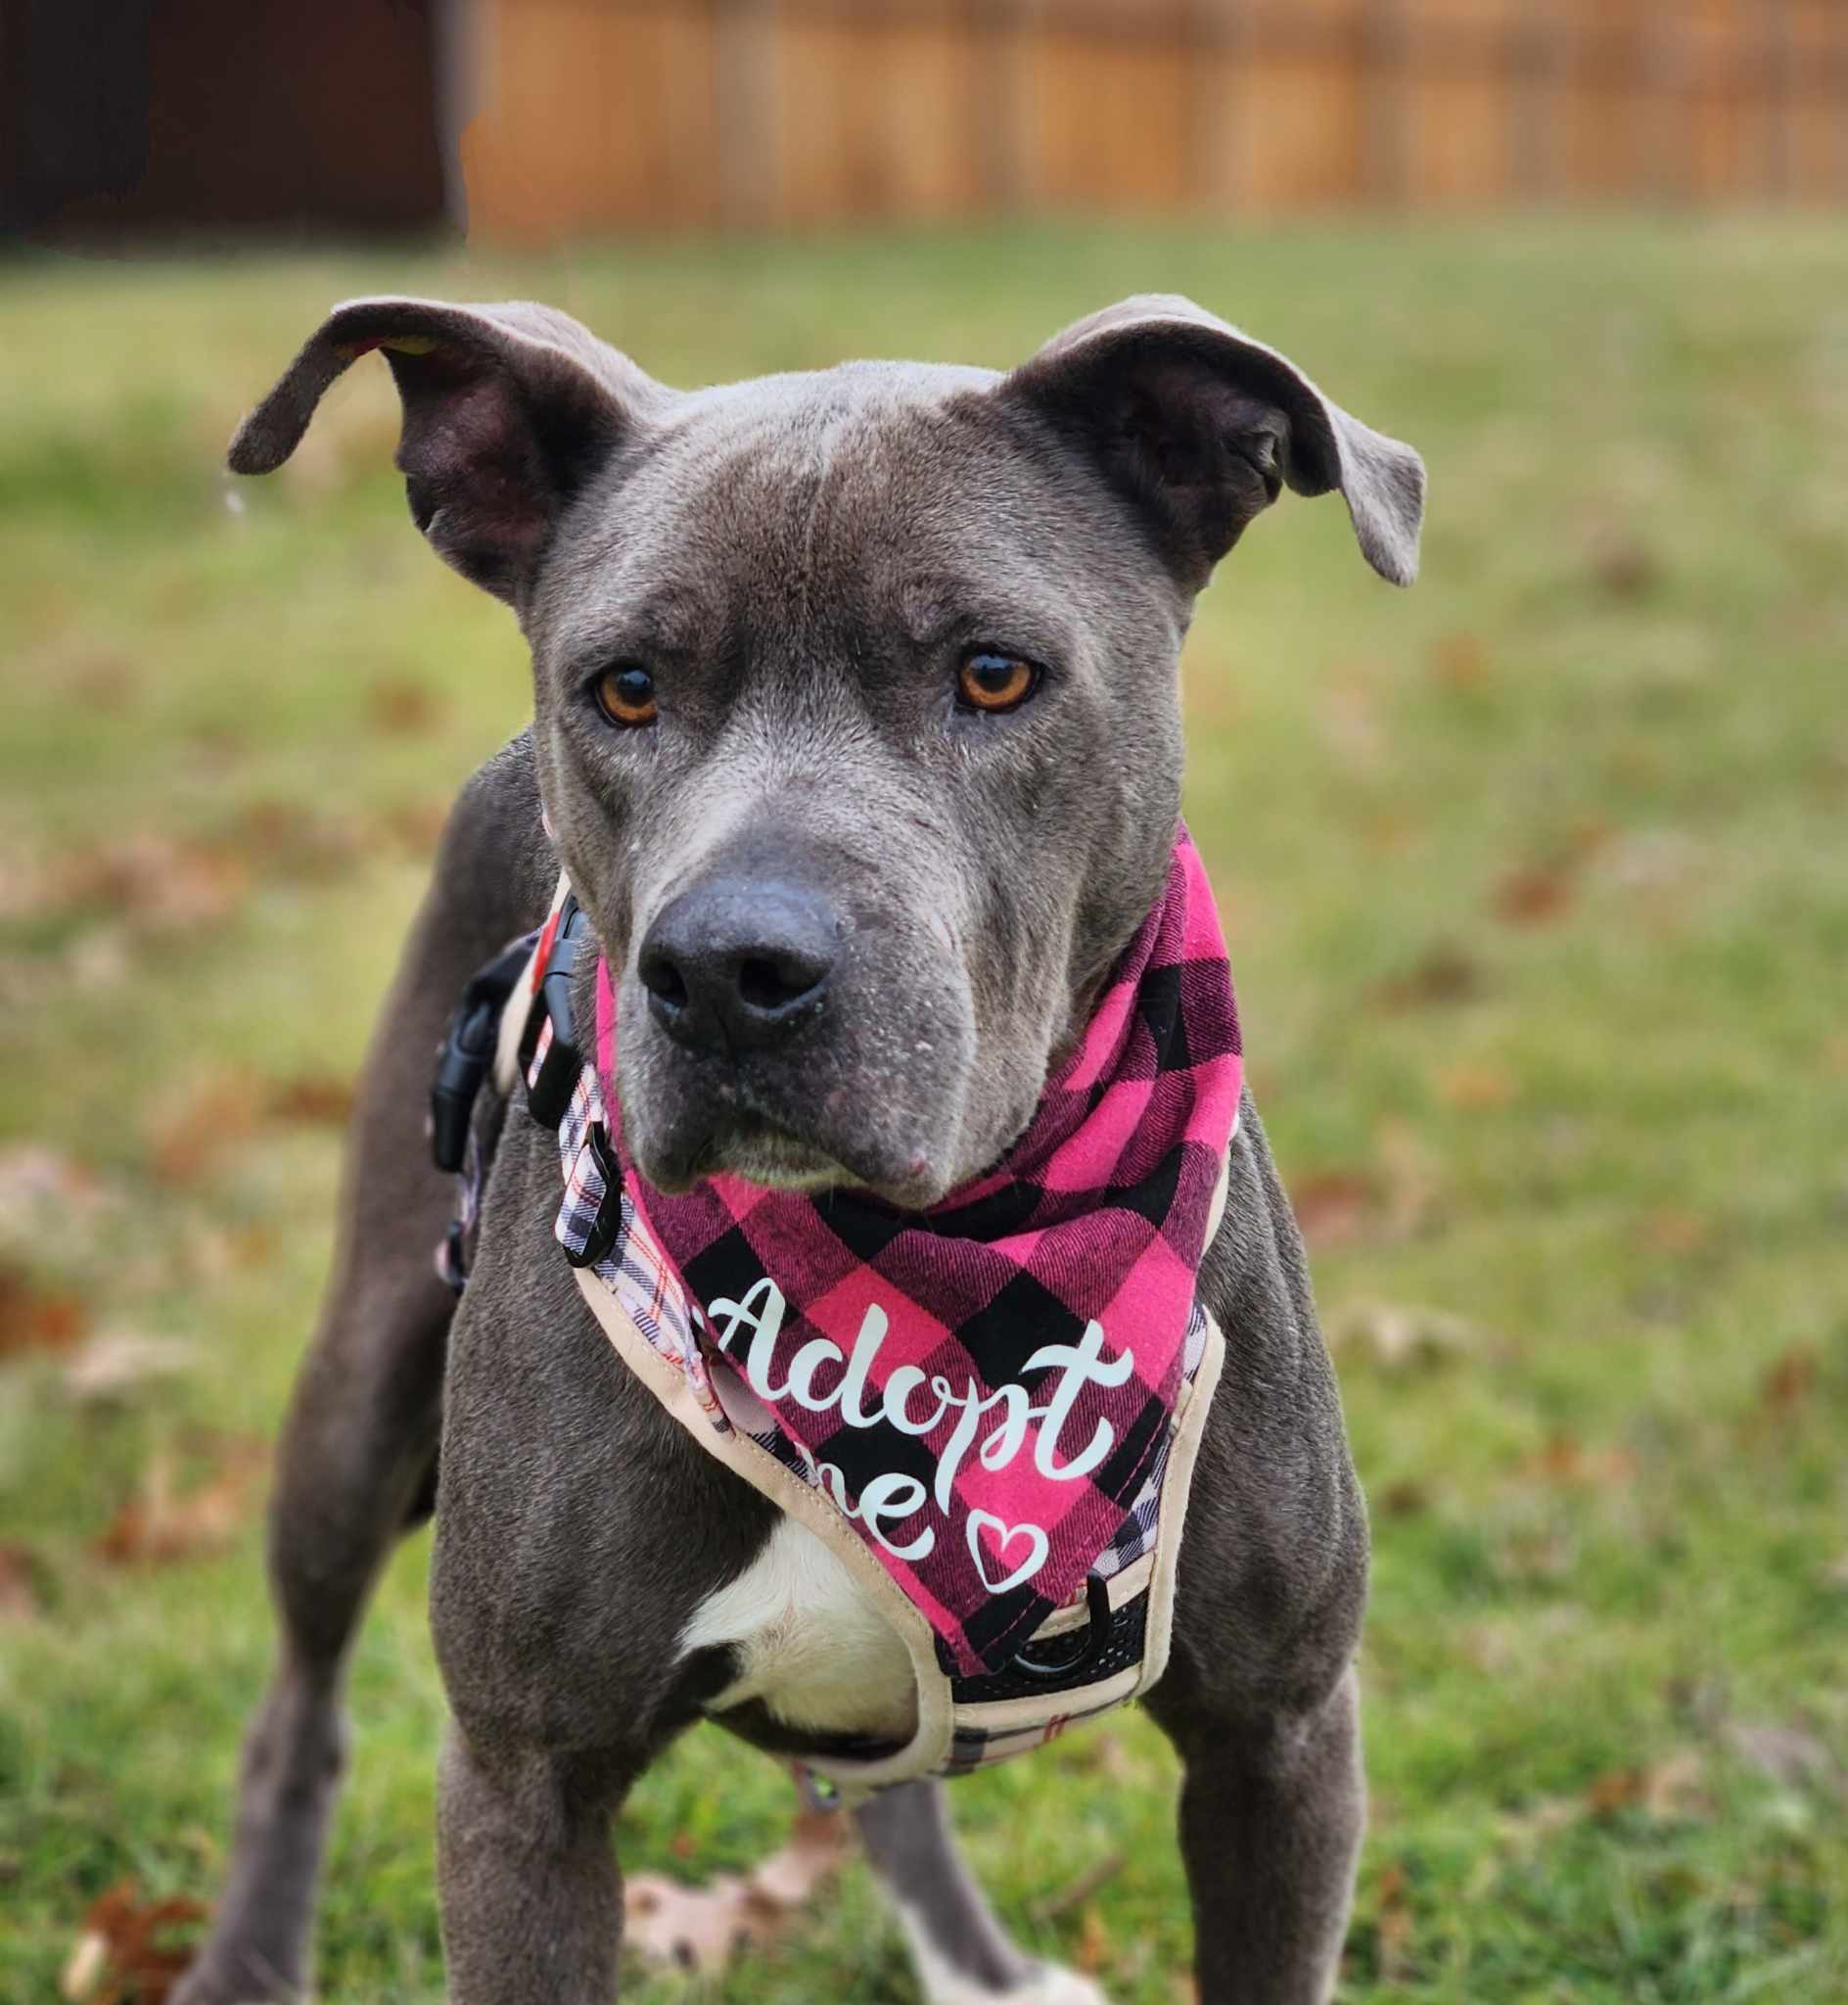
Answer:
[{"xmin": 557, "ymin": 826, "xmax": 1242, "ymax": 1679}]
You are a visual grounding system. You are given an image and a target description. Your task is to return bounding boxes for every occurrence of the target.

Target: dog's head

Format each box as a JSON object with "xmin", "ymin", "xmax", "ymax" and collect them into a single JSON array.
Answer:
[{"xmin": 235, "ymin": 296, "xmax": 1421, "ymax": 1207}]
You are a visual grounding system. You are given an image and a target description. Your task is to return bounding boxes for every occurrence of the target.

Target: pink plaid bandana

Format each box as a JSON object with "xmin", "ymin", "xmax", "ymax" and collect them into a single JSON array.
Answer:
[{"xmin": 593, "ymin": 829, "xmax": 1241, "ymax": 1677}]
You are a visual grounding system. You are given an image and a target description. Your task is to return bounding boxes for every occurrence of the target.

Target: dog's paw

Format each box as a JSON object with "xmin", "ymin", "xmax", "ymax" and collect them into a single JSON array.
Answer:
[
  {"xmin": 918, "ymin": 1965, "xmax": 1112, "ymax": 2005},
  {"xmin": 1006, "ymin": 1968, "xmax": 1113, "ymax": 2005}
]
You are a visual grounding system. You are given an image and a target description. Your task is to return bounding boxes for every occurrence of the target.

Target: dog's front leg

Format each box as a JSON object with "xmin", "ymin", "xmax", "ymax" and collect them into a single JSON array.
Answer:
[
  {"xmin": 438, "ymin": 1726, "xmax": 639, "ymax": 2004},
  {"xmin": 857, "ymin": 1780, "xmax": 1109, "ymax": 2005},
  {"xmin": 1147, "ymin": 1665, "xmax": 1363, "ymax": 2005}
]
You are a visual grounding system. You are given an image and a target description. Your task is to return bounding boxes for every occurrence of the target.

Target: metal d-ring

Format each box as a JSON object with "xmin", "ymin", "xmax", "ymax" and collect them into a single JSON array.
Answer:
[{"xmin": 1004, "ymin": 1572, "xmax": 1115, "ymax": 1684}]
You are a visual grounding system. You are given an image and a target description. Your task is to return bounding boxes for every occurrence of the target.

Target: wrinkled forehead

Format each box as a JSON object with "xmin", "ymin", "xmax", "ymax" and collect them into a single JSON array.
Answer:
[{"xmin": 531, "ymin": 359, "xmax": 1147, "ymax": 665}]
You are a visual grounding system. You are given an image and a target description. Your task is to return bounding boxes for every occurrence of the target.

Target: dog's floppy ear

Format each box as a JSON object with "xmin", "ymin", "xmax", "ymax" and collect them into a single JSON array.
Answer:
[
  {"xmin": 229, "ymin": 297, "xmax": 664, "ymax": 605},
  {"xmin": 1004, "ymin": 294, "xmax": 1425, "ymax": 589}
]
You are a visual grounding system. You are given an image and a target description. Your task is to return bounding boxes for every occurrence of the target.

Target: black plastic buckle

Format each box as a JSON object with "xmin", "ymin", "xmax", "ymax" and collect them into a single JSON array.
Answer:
[
  {"xmin": 429, "ymin": 938, "xmax": 535, "ymax": 1175},
  {"xmin": 524, "ymin": 895, "xmax": 592, "ymax": 1132},
  {"xmin": 1003, "ymin": 1573, "xmax": 1116, "ymax": 1685},
  {"xmin": 563, "ymin": 1121, "xmax": 624, "ymax": 1270}
]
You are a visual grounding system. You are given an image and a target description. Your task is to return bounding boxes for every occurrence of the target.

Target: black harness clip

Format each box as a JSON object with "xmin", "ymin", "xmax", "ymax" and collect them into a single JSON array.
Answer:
[
  {"xmin": 524, "ymin": 895, "xmax": 592, "ymax": 1132},
  {"xmin": 429, "ymin": 938, "xmax": 536, "ymax": 1175}
]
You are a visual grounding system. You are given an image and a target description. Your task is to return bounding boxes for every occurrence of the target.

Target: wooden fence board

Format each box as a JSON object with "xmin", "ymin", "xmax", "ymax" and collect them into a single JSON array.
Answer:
[{"xmin": 462, "ymin": 0, "xmax": 1848, "ymax": 238}]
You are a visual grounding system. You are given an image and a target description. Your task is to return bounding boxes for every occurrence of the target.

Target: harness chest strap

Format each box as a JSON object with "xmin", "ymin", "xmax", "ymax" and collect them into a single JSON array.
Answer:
[
  {"xmin": 498, "ymin": 870, "xmax": 1233, "ymax": 1791},
  {"xmin": 569, "ymin": 1252, "xmax": 1225, "ymax": 1791}
]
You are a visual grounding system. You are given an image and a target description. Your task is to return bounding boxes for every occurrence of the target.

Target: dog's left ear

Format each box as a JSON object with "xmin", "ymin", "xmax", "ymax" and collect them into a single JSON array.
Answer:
[{"xmin": 1004, "ymin": 294, "xmax": 1425, "ymax": 589}]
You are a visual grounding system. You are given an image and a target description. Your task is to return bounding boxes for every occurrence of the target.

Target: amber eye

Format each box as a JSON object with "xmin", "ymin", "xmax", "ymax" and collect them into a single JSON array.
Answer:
[
  {"xmin": 593, "ymin": 663, "xmax": 658, "ymax": 728},
  {"xmin": 955, "ymin": 650, "xmax": 1040, "ymax": 715}
]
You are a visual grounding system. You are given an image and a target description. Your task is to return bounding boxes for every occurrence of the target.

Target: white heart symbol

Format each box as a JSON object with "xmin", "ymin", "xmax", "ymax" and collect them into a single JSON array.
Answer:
[{"xmin": 966, "ymin": 1511, "xmax": 1050, "ymax": 1596}]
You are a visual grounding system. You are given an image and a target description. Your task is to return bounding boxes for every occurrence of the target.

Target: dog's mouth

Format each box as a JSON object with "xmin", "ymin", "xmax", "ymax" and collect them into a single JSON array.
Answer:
[{"xmin": 699, "ymin": 1114, "xmax": 853, "ymax": 1193}]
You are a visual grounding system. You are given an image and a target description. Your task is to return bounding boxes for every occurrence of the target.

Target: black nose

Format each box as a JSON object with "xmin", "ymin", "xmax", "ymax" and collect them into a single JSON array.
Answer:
[{"xmin": 637, "ymin": 876, "xmax": 837, "ymax": 1055}]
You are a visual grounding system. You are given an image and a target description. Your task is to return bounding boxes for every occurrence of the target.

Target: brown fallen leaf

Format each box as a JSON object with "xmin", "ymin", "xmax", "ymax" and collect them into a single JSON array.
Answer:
[
  {"xmin": 55, "ymin": 833, "xmax": 249, "ymax": 937},
  {"xmin": 0, "ymin": 1264, "xmax": 89, "ymax": 1359},
  {"xmin": 0, "ymin": 1144, "xmax": 113, "ymax": 1246},
  {"xmin": 1493, "ymin": 863, "xmax": 1575, "ymax": 928},
  {"xmin": 1430, "ymin": 631, "xmax": 1490, "ymax": 688},
  {"xmin": 378, "ymin": 798, "xmax": 450, "ymax": 857},
  {"xmin": 144, "ymin": 1069, "xmax": 264, "ymax": 1186},
  {"xmin": 1376, "ymin": 1118, "xmax": 1442, "ymax": 1241},
  {"xmin": 1724, "ymin": 1720, "xmax": 1846, "ymax": 1799},
  {"xmin": 1372, "ymin": 1860, "xmax": 1412, "ymax": 1982},
  {"xmin": 1490, "ymin": 1524, "xmax": 1575, "ymax": 1584},
  {"xmin": 1434, "ymin": 1059, "xmax": 1517, "ymax": 1111},
  {"xmin": 1291, "ymin": 1172, "xmax": 1376, "ymax": 1249},
  {"xmin": 1525, "ymin": 1433, "xmax": 1638, "ymax": 1491},
  {"xmin": 92, "ymin": 1438, "xmax": 269, "ymax": 1568},
  {"xmin": 624, "ymin": 1808, "xmax": 846, "ymax": 1974},
  {"xmin": 0, "ymin": 1541, "xmax": 42, "ymax": 1620},
  {"xmin": 1377, "ymin": 1478, "xmax": 1430, "ymax": 1518},
  {"xmin": 1640, "ymin": 1749, "xmax": 1712, "ymax": 1822},
  {"xmin": 1643, "ymin": 1210, "xmax": 1709, "ymax": 1255},
  {"xmin": 219, "ymin": 800, "xmax": 365, "ymax": 884},
  {"xmin": 63, "ymin": 1332, "xmax": 199, "ymax": 1405},
  {"xmin": 62, "ymin": 1881, "xmax": 206, "ymax": 2005},
  {"xmin": 1761, "ymin": 1347, "xmax": 1820, "ymax": 1417},
  {"xmin": 367, "ymin": 674, "xmax": 444, "ymax": 737},
  {"xmin": 265, "ymin": 1073, "xmax": 354, "ymax": 1126},
  {"xmin": 1373, "ymin": 945, "xmax": 1481, "ymax": 1013},
  {"xmin": 1074, "ymin": 1902, "xmax": 1112, "ymax": 1975},
  {"xmin": 1586, "ymin": 524, "xmax": 1660, "ymax": 599},
  {"xmin": 1325, "ymin": 1301, "xmax": 1481, "ymax": 1369}
]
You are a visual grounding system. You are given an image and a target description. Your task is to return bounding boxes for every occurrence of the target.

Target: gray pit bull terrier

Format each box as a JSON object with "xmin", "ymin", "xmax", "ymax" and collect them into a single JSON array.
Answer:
[{"xmin": 173, "ymin": 292, "xmax": 1423, "ymax": 2005}]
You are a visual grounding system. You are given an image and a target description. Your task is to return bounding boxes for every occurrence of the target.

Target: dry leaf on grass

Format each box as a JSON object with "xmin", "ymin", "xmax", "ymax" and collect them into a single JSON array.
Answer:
[
  {"xmin": 624, "ymin": 1809, "xmax": 847, "ymax": 1974},
  {"xmin": 1433, "ymin": 1059, "xmax": 1517, "ymax": 1111},
  {"xmin": 92, "ymin": 1438, "xmax": 269, "ymax": 1568},
  {"xmin": 144, "ymin": 1070, "xmax": 264, "ymax": 1187},
  {"xmin": 0, "ymin": 1541, "xmax": 43, "ymax": 1620},
  {"xmin": 219, "ymin": 800, "xmax": 366, "ymax": 884},
  {"xmin": 0, "ymin": 1263, "xmax": 89, "ymax": 1360},
  {"xmin": 379, "ymin": 798, "xmax": 451, "ymax": 857},
  {"xmin": 1291, "ymin": 1172, "xmax": 1376, "ymax": 1250},
  {"xmin": 0, "ymin": 1144, "xmax": 114, "ymax": 1246},
  {"xmin": 1524, "ymin": 1433, "xmax": 1638, "ymax": 1491},
  {"xmin": 1373, "ymin": 944, "xmax": 1482, "ymax": 1013},
  {"xmin": 1377, "ymin": 1478, "xmax": 1430, "ymax": 1518},
  {"xmin": 145, "ymin": 1068, "xmax": 356, "ymax": 1185},
  {"xmin": 1370, "ymin": 1860, "xmax": 1413, "ymax": 1982},
  {"xmin": 63, "ymin": 1332, "xmax": 200, "ymax": 1404},
  {"xmin": 366, "ymin": 674, "xmax": 444, "ymax": 737},
  {"xmin": 1430, "ymin": 631, "xmax": 1491, "ymax": 688},
  {"xmin": 1325, "ymin": 1301, "xmax": 1482, "ymax": 1369},
  {"xmin": 54, "ymin": 834, "xmax": 249, "ymax": 938},
  {"xmin": 265, "ymin": 1073, "xmax": 354, "ymax": 1126},
  {"xmin": 62, "ymin": 1882, "xmax": 206, "ymax": 2005},
  {"xmin": 1586, "ymin": 1750, "xmax": 1712, "ymax": 1823},
  {"xmin": 1761, "ymin": 1347, "xmax": 1820, "ymax": 1417},
  {"xmin": 1586, "ymin": 524, "xmax": 1660, "ymax": 599},
  {"xmin": 1724, "ymin": 1721, "xmax": 1846, "ymax": 1799},
  {"xmin": 1493, "ymin": 863, "xmax": 1576, "ymax": 928}
]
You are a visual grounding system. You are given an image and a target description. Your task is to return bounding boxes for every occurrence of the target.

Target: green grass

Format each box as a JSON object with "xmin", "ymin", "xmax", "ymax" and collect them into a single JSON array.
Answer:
[{"xmin": 2, "ymin": 216, "xmax": 1846, "ymax": 2004}]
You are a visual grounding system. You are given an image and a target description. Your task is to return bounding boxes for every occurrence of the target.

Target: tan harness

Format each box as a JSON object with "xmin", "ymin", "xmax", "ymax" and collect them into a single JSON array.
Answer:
[{"xmin": 491, "ymin": 879, "xmax": 1224, "ymax": 1794}]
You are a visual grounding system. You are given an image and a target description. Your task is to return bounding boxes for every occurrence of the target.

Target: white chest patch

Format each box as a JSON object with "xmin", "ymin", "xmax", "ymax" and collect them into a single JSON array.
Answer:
[{"xmin": 679, "ymin": 1514, "xmax": 919, "ymax": 1743}]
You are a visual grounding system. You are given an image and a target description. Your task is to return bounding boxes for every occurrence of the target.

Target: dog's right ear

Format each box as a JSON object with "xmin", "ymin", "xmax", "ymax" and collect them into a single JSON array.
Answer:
[{"xmin": 229, "ymin": 298, "xmax": 664, "ymax": 606}]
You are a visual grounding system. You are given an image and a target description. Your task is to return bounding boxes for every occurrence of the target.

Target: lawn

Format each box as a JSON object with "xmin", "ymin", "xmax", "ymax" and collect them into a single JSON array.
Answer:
[{"xmin": 1, "ymin": 216, "xmax": 1845, "ymax": 2004}]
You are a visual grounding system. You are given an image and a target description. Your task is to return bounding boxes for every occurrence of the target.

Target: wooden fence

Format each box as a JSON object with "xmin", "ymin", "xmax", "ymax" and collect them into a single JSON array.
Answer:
[{"xmin": 460, "ymin": 0, "xmax": 1848, "ymax": 238}]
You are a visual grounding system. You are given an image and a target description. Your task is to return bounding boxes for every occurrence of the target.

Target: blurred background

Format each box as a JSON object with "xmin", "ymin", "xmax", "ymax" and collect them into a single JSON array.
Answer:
[{"xmin": 2, "ymin": 3, "xmax": 1845, "ymax": 2001}]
